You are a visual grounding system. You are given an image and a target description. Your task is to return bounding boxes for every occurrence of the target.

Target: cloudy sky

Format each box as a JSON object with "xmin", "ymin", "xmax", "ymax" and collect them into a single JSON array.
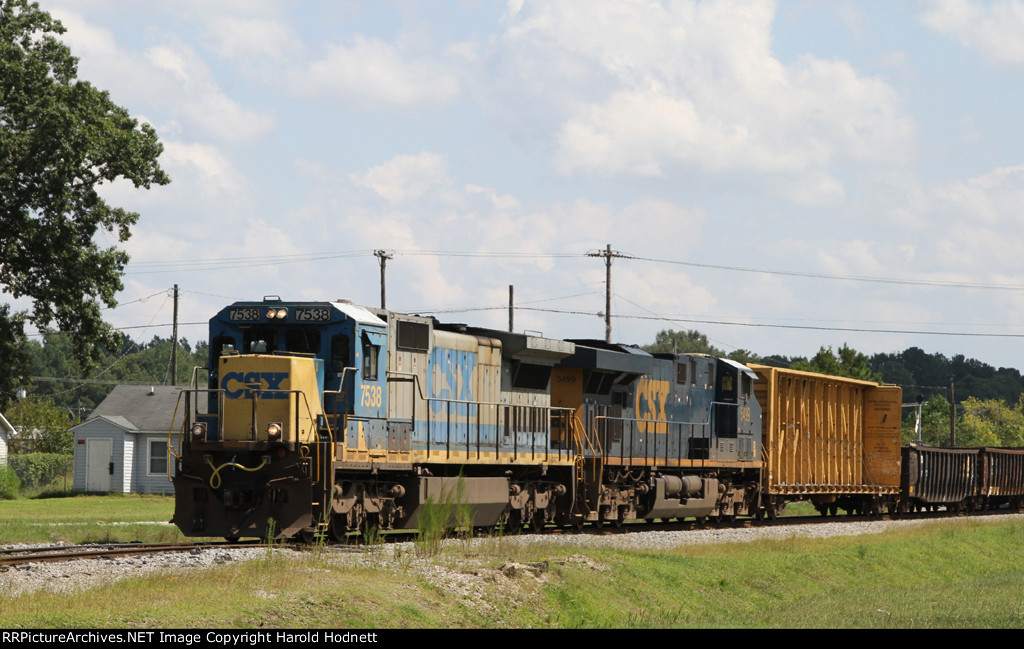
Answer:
[{"xmin": 29, "ymin": 0, "xmax": 1024, "ymax": 371}]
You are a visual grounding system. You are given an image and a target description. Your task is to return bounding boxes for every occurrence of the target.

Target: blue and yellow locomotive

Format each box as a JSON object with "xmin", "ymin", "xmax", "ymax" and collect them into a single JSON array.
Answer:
[{"xmin": 170, "ymin": 297, "xmax": 765, "ymax": 540}]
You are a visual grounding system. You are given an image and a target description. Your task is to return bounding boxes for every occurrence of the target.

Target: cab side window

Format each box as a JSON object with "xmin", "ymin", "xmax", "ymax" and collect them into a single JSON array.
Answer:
[{"xmin": 362, "ymin": 341, "xmax": 379, "ymax": 381}]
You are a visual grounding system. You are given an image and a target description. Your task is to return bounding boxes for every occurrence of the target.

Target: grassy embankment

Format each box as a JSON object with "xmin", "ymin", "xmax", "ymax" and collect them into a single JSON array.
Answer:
[{"xmin": 1, "ymin": 494, "xmax": 1022, "ymax": 628}]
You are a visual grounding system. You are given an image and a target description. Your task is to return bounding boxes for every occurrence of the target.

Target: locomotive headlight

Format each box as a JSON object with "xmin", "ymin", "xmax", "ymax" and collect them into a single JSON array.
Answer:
[
  {"xmin": 191, "ymin": 422, "xmax": 207, "ymax": 438},
  {"xmin": 266, "ymin": 308, "xmax": 288, "ymax": 319},
  {"xmin": 267, "ymin": 423, "xmax": 282, "ymax": 440}
]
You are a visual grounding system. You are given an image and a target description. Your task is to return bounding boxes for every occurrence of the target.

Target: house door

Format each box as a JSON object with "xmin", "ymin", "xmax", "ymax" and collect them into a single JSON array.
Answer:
[{"xmin": 85, "ymin": 439, "xmax": 112, "ymax": 492}]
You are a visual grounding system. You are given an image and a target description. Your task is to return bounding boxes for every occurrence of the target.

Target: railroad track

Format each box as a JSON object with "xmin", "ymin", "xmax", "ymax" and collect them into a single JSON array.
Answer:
[
  {"xmin": 3, "ymin": 508, "xmax": 1017, "ymax": 565},
  {"xmin": 0, "ymin": 541, "xmax": 254, "ymax": 568}
]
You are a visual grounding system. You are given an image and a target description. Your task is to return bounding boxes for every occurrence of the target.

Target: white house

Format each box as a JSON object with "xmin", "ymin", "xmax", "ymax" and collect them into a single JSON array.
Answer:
[
  {"xmin": 71, "ymin": 385, "xmax": 196, "ymax": 494},
  {"xmin": 0, "ymin": 411, "xmax": 13, "ymax": 466}
]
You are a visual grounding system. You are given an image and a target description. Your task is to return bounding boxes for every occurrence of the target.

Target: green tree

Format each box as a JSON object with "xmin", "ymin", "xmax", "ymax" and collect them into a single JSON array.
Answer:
[
  {"xmin": 957, "ymin": 397, "xmax": 1024, "ymax": 448},
  {"xmin": 902, "ymin": 394, "xmax": 953, "ymax": 446},
  {"xmin": 4, "ymin": 395, "xmax": 75, "ymax": 454},
  {"xmin": 23, "ymin": 331, "xmax": 210, "ymax": 414},
  {"xmin": 644, "ymin": 329, "xmax": 760, "ymax": 363},
  {"xmin": 0, "ymin": 0, "xmax": 170, "ymax": 409},
  {"xmin": 645, "ymin": 329, "xmax": 724, "ymax": 355},
  {"xmin": 792, "ymin": 344, "xmax": 882, "ymax": 382}
]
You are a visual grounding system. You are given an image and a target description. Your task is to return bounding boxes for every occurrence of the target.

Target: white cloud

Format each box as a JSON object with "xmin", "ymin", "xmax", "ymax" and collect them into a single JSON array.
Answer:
[
  {"xmin": 52, "ymin": 9, "xmax": 276, "ymax": 143},
  {"xmin": 934, "ymin": 163, "xmax": 1024, "ymax": 225},
  {"xmin": 349, "ymin": 152, "xmax": 451, "ymax": 203},
  {"xmin": 487, "ymin": 0, "xmax": 912, "ymax": 188},
  {"xmin": 920, "ymin": 0, "xmax": 1024, "ymax": 64},
  {"xmin": 292, "ymin": 36, "xmax": 460, "ymax": 108},
  {"xmin": 204, "ymin": 17, "xmax": 302, "ymax": 61},
  {"xmin": 922, "ymin": 164, "xmax": 1024, "ymax": 276}
]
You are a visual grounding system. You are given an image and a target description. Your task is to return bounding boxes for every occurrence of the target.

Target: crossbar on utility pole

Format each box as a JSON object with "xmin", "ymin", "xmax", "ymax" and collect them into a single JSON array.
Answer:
[
  {"xmin": 374, "ymin": 250, "xmax": 393, "ymax": 309},
  {"xmin": 586, "ymin": 244, "xmax": 630, "ymax": 343}
]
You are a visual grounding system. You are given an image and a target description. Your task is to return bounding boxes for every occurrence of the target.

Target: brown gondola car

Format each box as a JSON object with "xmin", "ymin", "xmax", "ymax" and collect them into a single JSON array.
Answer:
[
  {"xmin": 977, "ymin": 447, "xmax": 1024, "ymax": 510},
  {"xmin": 900, "ymin": 445, "xmax": 979, "ymax": 512}
]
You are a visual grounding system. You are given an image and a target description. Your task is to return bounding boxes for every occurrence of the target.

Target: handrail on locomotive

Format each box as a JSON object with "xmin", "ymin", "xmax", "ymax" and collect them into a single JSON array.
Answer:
[{"xmin": 168, "ymin": 385, "xmax": 332, "ymax": 487}]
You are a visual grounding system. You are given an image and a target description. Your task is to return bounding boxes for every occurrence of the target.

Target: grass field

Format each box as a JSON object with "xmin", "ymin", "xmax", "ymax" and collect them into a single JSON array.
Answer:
[
  {"xmin": 0, "ymin": 495, "xmax": 1022, "ymax": 628},
  {"xmin": 0, "ymin": 493, "xmax": 189, "ymax": 545}
]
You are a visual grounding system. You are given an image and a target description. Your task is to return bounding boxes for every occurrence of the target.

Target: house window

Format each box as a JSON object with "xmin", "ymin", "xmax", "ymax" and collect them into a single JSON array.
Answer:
[{"xmin": 149, "ymin": 440, "xmax": 168, "ymax": 475}]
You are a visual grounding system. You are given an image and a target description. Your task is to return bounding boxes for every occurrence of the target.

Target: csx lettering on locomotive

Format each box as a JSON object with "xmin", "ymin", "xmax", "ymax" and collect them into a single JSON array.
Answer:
[{"xmin": 222, "ymin": 371, "xmax": 289, "ymax": 399}]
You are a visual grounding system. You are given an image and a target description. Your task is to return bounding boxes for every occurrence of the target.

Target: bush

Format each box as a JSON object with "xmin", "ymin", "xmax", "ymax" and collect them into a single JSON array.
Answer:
[
  {"xmin": 0, "ymin": 465, "xmax": 21, "ymax": 499},
  {"xmin": 8, "ymin": 453, "xmax": 70, "ymax": 490}
]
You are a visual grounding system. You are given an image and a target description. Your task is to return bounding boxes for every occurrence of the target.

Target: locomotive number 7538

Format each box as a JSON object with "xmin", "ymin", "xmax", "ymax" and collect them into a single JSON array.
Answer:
[{"xmin": 360, "ymin": 385, "xmax": 382, "ymax": 408}]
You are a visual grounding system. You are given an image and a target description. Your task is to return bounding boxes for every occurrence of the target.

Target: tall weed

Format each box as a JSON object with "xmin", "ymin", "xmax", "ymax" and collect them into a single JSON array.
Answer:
[
  {"xmin": 415, "ymin": 475, "xmax": 472, "ymax": 557},
  {"xmin": 0, "ymin": 466, "xmax": 21, "ymax": 499}
]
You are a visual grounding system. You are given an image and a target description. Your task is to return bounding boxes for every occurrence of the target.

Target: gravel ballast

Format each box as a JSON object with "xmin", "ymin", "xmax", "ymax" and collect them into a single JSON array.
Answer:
[{"xmin": 2, "ymin": 514, "xmax": 1020, "ymax": 597}]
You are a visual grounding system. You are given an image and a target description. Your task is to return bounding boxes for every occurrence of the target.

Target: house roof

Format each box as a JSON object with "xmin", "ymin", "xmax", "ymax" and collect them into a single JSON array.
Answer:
[
  {"xmin": 82, "ymin": 385, "xmax": 199, "ymax": 433},
  {"xmin": 0, "ymin": 411, "xmax": 13, "ymax": 438}
]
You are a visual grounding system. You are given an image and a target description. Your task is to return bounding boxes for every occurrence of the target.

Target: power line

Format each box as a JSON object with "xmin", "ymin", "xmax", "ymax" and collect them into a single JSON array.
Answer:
[
  {"xmin": 424, "ymin": 304, "xmax": 1024, "ymax": 339},
  {"xmin": 629, "ymin": 254, "xmax": 1024, "ymax": 291},
  {"xmin": 124, "ymin": 246, "xmax": 1024, "ymax": 292},
  {"xmin": 585, "ymin": 310, "xmax": 1024, "ymax": 338},
  {"xmin": 126, "ymin": 250, "xmax": 373, "ymax": 274}
]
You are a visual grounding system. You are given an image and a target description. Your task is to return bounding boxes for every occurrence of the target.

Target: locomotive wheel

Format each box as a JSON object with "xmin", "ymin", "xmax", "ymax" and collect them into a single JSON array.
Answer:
[
  {"xmin": 869, "ymin": 498, "xmax": 882, "ymax": 517},
  {"xmin": 329, "ymin": 514, "xmax": 349, "ymax": 542},
  {"xmin": 505, "ymin": 510, "xmax": 523, "ymax": 535},
  {"xmin": 532, "ymin": 508, "xmax": 547, "ymax": 532}
]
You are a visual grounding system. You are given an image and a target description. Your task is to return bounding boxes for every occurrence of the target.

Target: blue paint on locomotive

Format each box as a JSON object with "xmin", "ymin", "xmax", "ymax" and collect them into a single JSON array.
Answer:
[
  {"xmin": 574, "ymin": 350, "xmax": 761, "ymax": 464},
  {"xmin": 424, "ymin": 346, "xmax": 483, "ymax": 445}
]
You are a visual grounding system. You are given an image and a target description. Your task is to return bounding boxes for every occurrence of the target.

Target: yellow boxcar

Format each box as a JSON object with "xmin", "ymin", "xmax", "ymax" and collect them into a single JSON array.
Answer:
[{"xmin": 748, "ymin": 364, "xmax": 902, "ymax": 501}]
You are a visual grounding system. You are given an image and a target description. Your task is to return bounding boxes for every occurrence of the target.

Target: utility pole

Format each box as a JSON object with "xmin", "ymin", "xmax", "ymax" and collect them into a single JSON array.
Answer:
[
  {"xmin": 374, "ymin": 250, "xmax": 393, "ymax": 309},
  {"xmin": 508, "ymin": 285, "xmax": 514, "ymax": 332},
  {"xmin": 587, "ymin": 244, "xmax": 629, "ymax": 343},
  {"xmin": 171, "ymin": 284, "xmax": 179, "ymax": 386},
  {"xmin": 949, "ymin": 380, "xmax": 956, "ymax": 447}
]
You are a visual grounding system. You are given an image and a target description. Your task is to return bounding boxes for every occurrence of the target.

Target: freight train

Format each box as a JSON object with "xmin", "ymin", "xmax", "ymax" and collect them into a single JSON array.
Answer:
[{"xmin": 167, "ymin": 297, "xmax": 1024, "ymax": 541}]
